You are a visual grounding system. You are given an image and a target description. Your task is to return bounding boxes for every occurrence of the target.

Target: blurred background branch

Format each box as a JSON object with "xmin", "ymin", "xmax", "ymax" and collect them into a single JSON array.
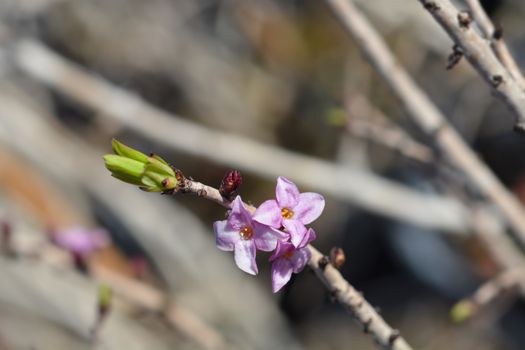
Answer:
[{"xmin": 6, "ymin": 38, "xmax": 472, "ymax": 233}]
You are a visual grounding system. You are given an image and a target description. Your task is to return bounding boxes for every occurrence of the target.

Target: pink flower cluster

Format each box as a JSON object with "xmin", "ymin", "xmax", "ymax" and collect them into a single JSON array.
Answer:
[{"xmin": 213, "ymin": 176, "xmax": 325, "ymax": 292}]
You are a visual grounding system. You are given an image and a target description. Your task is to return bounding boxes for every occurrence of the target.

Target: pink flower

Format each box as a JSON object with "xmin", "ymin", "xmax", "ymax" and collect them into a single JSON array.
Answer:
[
  {"xmin": 51, "ymin": 226, "xmax": 110, "ymax": 257},
  {"xmin": 270, "ymin": 228, "xmax": 316, "ymax": 293},
  {"xmin": 213, "ymin": 196, "xmax": 288, "ymax": 275},
  {"xmin": 253, "ymin": 177, "xmax": 325, "ymax": 247}
]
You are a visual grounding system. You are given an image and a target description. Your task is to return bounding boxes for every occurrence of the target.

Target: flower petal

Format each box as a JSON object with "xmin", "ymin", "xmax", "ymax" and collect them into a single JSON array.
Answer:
[
  {"xmin": 227, "ymin": 196, "xmax": 252, "ymax": 230},
  {"xmin": 271, "ymin": 258, "xmax": 293, "ymax": 293},
  {"xmin": 253, "ymin": 222, "xmax": 289, "ymax": 252},
  {"xmin": 276, "ymin": 177, "xmax": 299, "ymax": 209},
  {"xmin": 213, "ymin": 220, "xmax": 238, "ymax": 251},
  {"xmin": 297, "ymin": 228, "xmax": 317, "ymax": 249},
  {"xmin": 283, "ymin": 219, "xmax": 307, "ymax": 247},
  {"xmin": 289, "ymin": 247, "xmax": 312, "ymax": 273},
  {"xmin": 293, "ymin": 193, "xmax": 325, "ymax": 224},
  {"xmin": 234, "ymin": 240, "xmax": 258, "ymax": 275},
  {"xmin": 253, "ymin": 200, "xmax": 281, "ymax": 228},
  {"xmin": 269, "ymin": 240, "xmax": 295, "ymax": 261}
]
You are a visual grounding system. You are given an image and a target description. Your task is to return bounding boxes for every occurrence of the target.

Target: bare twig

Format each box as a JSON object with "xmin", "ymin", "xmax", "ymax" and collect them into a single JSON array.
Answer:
[
  {"xmin": 464, "ymin": 0, "xmax": 525, "ymax": 91},
  {"xmin": 455, "ymin": 267, "xmax": 522, "ymax": 320},
  {"xmin": 470, "ymin": 209, "xmax": 525, "ymax": 297},
  {"xmin": 415, "ymin": 0, "xmax": 525, "ymax": 131},
  {"xmin": 183, "ymin": 179, "xmax": 413, "ymax": 350},
  {"xmin": 92, "ymin": 264, "xmax": 227, "ymax": 350},
  {"xmin": 0, "ymin": 256, "xmax": 173, "ymax": 350},
  {"xmin": 451, "ymin": 210, "xmax": 525, "ymax": 321},
  {"xmin": 324, "ymin": 0, "xmax": 525, "ymax": 250},
  {"xmin": 8, "ymin": 38, "xmax": 472, "ymax": 233},
  {"xmin": 344, "ymin": 94, "xmax": 434, "ymax": 163}
]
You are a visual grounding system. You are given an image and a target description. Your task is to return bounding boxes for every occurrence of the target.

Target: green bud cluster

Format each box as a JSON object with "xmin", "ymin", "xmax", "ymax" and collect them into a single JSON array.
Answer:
[{"xmin": 104, "ymin": 139, "xmax": 179, "ymax": 192}]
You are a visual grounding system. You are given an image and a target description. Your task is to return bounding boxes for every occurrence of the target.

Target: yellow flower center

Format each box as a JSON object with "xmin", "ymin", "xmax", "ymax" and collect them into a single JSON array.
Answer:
[
  {"xmin": 239, "ymin": 226, "xmax": 254, "ymax": 240},
  {"xmin": 281, "ymin": 207, "xmax": 294, "ymax": 219}
]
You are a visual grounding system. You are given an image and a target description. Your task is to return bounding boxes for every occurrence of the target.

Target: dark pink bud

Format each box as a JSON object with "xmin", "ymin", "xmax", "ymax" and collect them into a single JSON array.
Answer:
[{"xmin": 219, "ymin": 170, "xmax": 242, "ymax": 200}]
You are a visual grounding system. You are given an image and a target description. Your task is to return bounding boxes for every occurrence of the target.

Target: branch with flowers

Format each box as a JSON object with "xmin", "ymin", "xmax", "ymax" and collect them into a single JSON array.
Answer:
[{"xmin": 104, "ymin": 139, "xmax": 414, "ymax": 350}]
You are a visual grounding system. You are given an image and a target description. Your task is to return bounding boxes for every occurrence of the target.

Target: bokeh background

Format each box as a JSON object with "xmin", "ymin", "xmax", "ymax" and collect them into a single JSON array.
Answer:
[{"xmin": 0, "ymin": 0, "xmax": 525, "ymax": 349}]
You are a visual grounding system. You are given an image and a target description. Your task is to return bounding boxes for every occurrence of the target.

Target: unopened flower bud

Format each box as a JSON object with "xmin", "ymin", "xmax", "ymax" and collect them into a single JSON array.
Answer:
[
  {"xmin": 219, "ymin": 170, "xmax": 242, "ymax": 200},
  {"xmin": 329, "ymin": 247, "xmax": 345, "ymax": 269}
]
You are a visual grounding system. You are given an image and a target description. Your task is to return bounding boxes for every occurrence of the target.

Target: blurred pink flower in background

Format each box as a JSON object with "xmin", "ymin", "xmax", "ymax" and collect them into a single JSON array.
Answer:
[{"xmin": 51, "ymin": 226, "xmax": 110, "ymax": 257}]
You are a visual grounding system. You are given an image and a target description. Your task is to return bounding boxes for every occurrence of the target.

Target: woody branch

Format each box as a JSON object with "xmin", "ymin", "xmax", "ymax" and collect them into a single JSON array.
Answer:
[
  {"xmin": 464, "ymin": 0, "xmax": 525, "ymax": 90},
  {"xmin": 416, "ymin": 0, "xmax": 525, "ymax": 131}
]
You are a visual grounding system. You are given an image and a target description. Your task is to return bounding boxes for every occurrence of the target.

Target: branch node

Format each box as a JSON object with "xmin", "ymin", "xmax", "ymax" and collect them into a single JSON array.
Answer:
[
  {"xmin": 491, "ymin": 75, "xmax": 504, "ymax": 88},
  {"xmin": 423, "ymin": 1, "xmax": 440, "ymax": 12},
  {"xmin": 318, "ymin": 256, "xmax": 330, "ymax": 270},
  {"xmin": 457, "ymin": 11, "xmax": 472, "ymax": 29},
  {"xmin": 388, "ymin": 330, "xmax": 401, "ymax": 345},
  {"xmin": 329, "ymin": 288, "xmax": 340, "ymax": 303},
  {"xmin": 363, "ymin": 318, "xmax": 372, "ymax": 333},
  {"xmin": 493, "ymin": 22, "xmax": 504, "ymax": 40},
  {"xmin": 446, "ymin": 44, "xmax": 464, "ymax": 70}
]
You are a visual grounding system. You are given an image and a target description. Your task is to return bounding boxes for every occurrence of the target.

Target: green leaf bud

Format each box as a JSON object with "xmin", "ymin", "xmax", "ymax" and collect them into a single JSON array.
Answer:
[{"xmin": 111, "ymin": 139, "xmax": 149, "ymax": 163}]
